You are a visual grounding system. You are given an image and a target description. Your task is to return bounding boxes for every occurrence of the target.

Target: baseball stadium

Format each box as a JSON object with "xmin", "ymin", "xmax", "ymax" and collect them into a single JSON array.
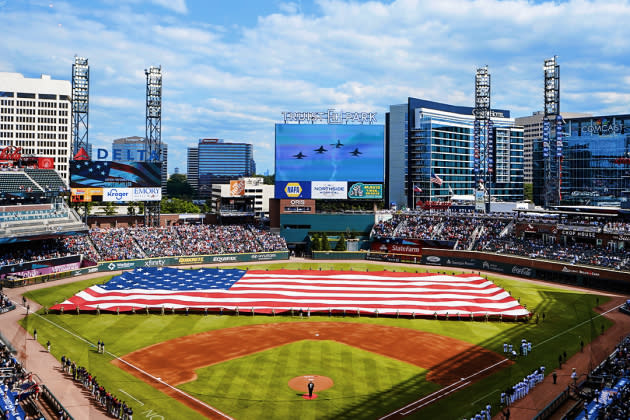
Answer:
[
  {"xmin": 1, "ymin": 175, "xmax": 630, "ymax": 420},
  {"xmin": 0, "ymin": 95, "xmax": 629, "ymax": 420}
]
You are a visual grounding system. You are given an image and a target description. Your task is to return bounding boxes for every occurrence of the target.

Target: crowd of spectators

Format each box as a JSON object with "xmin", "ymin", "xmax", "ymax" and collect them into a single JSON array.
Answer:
[
  {"xmin": 0, "ymin": 239, "xmax": 75, "ymax": 268},
  {"xmin": 61, "ymin": 355, "xmax": 132, "ymax": 419},
  {"xmin": 572, "ymin": 335, "xmax": 630, "ymax": 420},
  {"xmin": 480, "ymin": 238, "xmax": 630, "ymax": 271}
]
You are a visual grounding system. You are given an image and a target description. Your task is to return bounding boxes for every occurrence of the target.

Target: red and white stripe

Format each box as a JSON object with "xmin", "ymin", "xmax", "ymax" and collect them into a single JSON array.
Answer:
[{"xmin": 52, "ymin": 270, "xmax": 529, "ymax": 317}]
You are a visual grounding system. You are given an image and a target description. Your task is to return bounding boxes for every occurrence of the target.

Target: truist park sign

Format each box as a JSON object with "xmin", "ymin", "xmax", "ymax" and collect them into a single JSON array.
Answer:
[{"xmin": 282, "ymin": 109, "xmax": 377, "ymax": 124}]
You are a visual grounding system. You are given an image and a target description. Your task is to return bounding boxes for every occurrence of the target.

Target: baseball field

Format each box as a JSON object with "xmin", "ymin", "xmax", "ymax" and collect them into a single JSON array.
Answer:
[{"xmin": 20, "ymin": 261, "xmax": 613, "ymax": 419}]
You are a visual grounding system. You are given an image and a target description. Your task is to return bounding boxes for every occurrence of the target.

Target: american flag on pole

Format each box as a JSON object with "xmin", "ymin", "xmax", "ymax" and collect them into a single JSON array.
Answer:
[
  {"xmin": 430, "ymin": 171, "xmax": 443, "ymax": 186},
  {"xmin": 51, "ymin": 267, "xmax": 529, "ymax": 318}
]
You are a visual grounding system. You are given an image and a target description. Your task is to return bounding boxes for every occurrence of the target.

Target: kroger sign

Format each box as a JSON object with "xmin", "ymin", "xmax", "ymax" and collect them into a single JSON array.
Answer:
[{"xmin": 103, "ymin": 187, "xmax": 162, "ymax": 202}]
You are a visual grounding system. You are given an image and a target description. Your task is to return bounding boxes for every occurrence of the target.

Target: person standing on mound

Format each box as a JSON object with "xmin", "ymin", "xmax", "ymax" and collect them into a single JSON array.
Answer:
[{"xmin": 308, "ymin": 380, "xmax": 314, "ymax": 398}]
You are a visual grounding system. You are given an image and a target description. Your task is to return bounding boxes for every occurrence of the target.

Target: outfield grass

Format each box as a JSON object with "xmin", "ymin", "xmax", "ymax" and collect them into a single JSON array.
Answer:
[
  {"xmin": 178, "ymin": 339, "xmax": 440, "ymax": 420},
  {"xmin": 21, "ymin": 262, "xmax": 613, "ymax": 420}
]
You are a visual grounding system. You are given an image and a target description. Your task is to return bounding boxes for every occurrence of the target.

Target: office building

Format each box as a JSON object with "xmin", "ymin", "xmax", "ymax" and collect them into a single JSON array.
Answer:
[
  {"xmin": 515, "ymin": 111, "xmax": 591, "ymax": 185},
  {"xmin": 386, "ymin": 98, "xmax": 524, "ymax": 209},
  {"xmin": 211, "ymin": 177, "xmax": 274, "ymax": 219},
  {"xmin": 531, "ymin": 114, "xmax": 630, "ymax": 207},
  {"xmin": 111, "ymin": 136, "xmax": 168, "ymax": 194},
  {"xmin": 193, "ymin": 139, "xmax": 255, "ymax": 197},
  {"xmin": 187, "ymin": 147, "xmax": 199, "ymax": 193},
  {"xmin": 0, "ymin": 72, "xmax": 72, "ymax": 182}
]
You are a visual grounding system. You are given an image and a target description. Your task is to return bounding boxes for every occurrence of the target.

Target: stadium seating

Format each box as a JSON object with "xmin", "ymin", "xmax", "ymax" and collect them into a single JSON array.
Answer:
[
  {"xmin": 23, "ymin": 169, "xmax": 68, "ymax": 192},
  {"xmin": 0, "ymin": 172, "xmax": 42, "ymax": 193}
]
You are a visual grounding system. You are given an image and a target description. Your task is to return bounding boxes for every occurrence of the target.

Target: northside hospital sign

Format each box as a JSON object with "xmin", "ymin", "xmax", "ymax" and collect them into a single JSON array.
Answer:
[{"xmin": 282, "ymin": 109, "xmax": 377, "ymax": 124}]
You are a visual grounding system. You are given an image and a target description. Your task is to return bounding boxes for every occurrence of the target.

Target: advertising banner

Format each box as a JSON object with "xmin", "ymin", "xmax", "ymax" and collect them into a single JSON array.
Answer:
[
  {"xmin": 311, "ymin": 181, "xmax": 347, "ymax": 199},
  {"xmin": 543, "ymin": 118, "xmax": 550, "ymax": 158},
  {"xmin": 70, "ymin": 160, "xmax": 162, "ymax": 188},
  {"xmin": 0, "ymin": 255, "xmax": 81, "ymax": 277},
  {"xmin": 555, "ymin": 114, "xmax": 563, "ymax": 157},
  {"xmin": 70, "ymin": 188, "xmax": 103, "ymax": 203},
  {"xmin": 274, "ymin": 181, "xmax": 311, "ymax": 199},
  {"xmin": 103, "ymin": 188, "xmax": 133, "ymax": 202},
  {"xmin": 37, "ymin": 157, "xmax": 55, "ymax": 169},
  {"xmin": 102, "ymin": 187, "xmax": 162, "ymax": 202},
  {"xmin": 348, "ymin": 182, "xmax": 383, "ymax": 199},
  {"xmin": 230, "ymin": 180, "xmax": 245, "ymax": 197},
  {"xmin": 473, "ymin": 120, "xmax": 480, "ymax": 175},
  {"xmin": 475, "ymin": 190, "xmax": 485, "ymax": 212},
  {"xmin": 487, "ymin": 120, "xmax": 494, "ymax": 173},
  {"xmin": 132, "ymin": 187, "xmax": 162, "ymax": 201}
]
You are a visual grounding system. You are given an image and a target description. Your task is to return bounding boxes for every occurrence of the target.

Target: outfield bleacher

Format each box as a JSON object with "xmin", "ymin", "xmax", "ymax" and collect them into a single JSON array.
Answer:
[
  {"xmin": 0, "ymin": 171, "xmax": 43, "ymax": 194},
  {"xmin": 23, "ymin": 169, "xmax": 67, "ymax": 192}
]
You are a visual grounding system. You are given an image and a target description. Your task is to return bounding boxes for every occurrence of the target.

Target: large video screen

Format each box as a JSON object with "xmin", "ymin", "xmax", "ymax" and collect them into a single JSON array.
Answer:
[
  {"xmin": 275, "ymin": 124, "xmax": 384, "ymax": 182},
  {"xmin": 70, "ymin": 161, "xmax": 162, "ymax": 188}
]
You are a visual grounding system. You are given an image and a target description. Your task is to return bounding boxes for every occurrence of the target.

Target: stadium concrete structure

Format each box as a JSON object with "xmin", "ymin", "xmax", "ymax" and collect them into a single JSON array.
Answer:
[
  {"xmin": 188, "ymin": 138, "xmax": 255, "ymax": 198},
  {"xmin": 112, "ymin": 135, "xmax": 168, "ymax": 194},
  {"xmin": 531, "ymin": 113, "xmax": 630, "ymax": 207},
  {"xmin": 386, "ymin": 98, "xmax": 524, "ymax": 209},
  {"xmin": 515, "ymin": 111, "xmax": 591, "ymax": 185},
  {"xmin": 0, "ymin": 72, "xmax": 72, "ymax": 182}
]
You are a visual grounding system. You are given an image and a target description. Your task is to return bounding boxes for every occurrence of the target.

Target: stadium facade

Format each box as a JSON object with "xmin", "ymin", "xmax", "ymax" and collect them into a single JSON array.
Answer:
[
  {"xmin": 0, "ymin": 72, "xmax": 72, "ymax": 182},
  {"xmin": 188, "ymin": 138, "xmax": 255, "ymax": 198},
  {"xmin": 111, "ymin": 136, "xmax": 168, "ymax": 194},
  {"xmin": 386, "ymin": 98, "xmax": 524, "ymax": 209},
  {"xmin": 531, "ymin": 113, "xmax": 630, "ymax": 207}
]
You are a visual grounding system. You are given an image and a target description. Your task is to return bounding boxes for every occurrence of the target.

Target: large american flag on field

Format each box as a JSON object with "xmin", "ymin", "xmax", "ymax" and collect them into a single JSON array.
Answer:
[{"xmin": 50, "ymin": 267, "xmax": 530, "ymax": 318}]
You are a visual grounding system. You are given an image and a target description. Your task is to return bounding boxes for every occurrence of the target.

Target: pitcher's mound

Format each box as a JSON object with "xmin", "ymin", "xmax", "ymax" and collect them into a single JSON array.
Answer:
[{"xmin": 288, "ymin": 375, "xmax": 334, "ymax": 392}]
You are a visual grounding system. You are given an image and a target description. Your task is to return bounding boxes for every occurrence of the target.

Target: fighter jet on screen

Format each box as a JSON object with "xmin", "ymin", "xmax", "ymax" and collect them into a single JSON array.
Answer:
[
  {"xmin": 330, "ymin": 139, "xmax": 344, "ymax": 148},
  {"xmin": 314, "ymin": 145, "xmax": 328, "ymax": 154},
  {"xmin": 349, "ymin": 148, "xmax": 362, "ymax": 156},
  {"xmin": 293, "ymin": 151, "xmax": 307, "ymax": 159}
]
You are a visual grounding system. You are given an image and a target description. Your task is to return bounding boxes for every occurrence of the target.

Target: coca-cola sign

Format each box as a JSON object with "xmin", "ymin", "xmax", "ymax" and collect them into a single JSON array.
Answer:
[{"xmin": 0, "ymin": 146, "xmax": 22, "ymax": 161}]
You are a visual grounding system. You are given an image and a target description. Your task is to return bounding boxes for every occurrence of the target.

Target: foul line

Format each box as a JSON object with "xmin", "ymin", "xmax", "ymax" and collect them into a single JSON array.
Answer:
[
  {"xmin": 15, "ymin": 301, "xmax": 234, "ymax": 420},
  {"xmin": 535, "ymin": 303, "xmax": 624, "ymax": 348},
  {"xmin": 471, "ymin": 388, "xmax": 498, "ymax": 406},
  {"xmin": 118, "ymin": 389, "xmax": 144, "ymax": 406},
  {"xmin": 379, "ymin": 358, "xmax": 509, "ymax": 419}
]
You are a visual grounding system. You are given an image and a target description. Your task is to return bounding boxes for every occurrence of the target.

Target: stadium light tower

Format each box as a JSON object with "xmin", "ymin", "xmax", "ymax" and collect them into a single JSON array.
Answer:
[
  {"xmin": 543, "ymin": 56, "xmax": 561, "ymax": 207},
  {"xmin": 144, "ymin": 66, "xmax": 163, "ymax": 227},
  {"xmin": 473, "ymin": 66, "xmax": 492, "ymax": 212},
  {"xmin": 72, "ymin": 56, "xmax": 89, "ymax": 156}
]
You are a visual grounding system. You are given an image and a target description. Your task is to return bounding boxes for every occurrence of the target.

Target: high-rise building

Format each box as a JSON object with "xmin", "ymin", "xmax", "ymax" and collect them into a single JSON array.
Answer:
[
  {"xmin": 187, "ymin": 146, "xmax": 199, "ymax": 193},
  {"xmin": 530, "ymin": 113, "xmax": 630, "ymax": 207},
  {"xmin": 386, "ymin": 98, "xmax": 524, "ymax": 209},
  {"xmin": 111, "ymin": 136, "xmax": 168, "ymax": 194},
  {"xmin": 0, "ymin": 72, "xmax": 72, "ymax": 182},
  {"xmin": 195, "ymin": 139, "xmax": 255, "ymax": 197},
  {"xmin": 515, "ymin": 111, "xmax": 591, "ymax": 185}
]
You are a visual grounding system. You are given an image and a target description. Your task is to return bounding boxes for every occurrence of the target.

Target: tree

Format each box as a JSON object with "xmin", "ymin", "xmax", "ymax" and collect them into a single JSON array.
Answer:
[
  {"xmin": 167, "ymin": 173, "xmax": 194, "ymax": 198},
  {"xmin": 310, "ymin": 234, "xmax": 321, "ymax": 251},
  {"xmin": 104, "ymin": 201, "xmax": 117, "ymax": 216},
  {"xmin": 523, "ymin": 183, "xmax": 534, "ymax": 202},
  {"xmin": 335, "ymin": 233, "xmax": 347, "ymax": 251},
  {"xmin": 160, "ymin": 197, "xmax": 200, "ymax": 214},
  {"xmin": 262, "ymin": 174, "xmax": 274, "ymax": 185},
  {"xmin": 321, "ymin": 233, "xmax": 331, "ymax": 251}
]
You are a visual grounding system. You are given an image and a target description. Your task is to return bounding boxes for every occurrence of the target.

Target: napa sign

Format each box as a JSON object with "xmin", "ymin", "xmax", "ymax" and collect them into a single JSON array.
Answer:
[{"xmin": 96, "ymin": 148, "xmax": 161, "ymax": 161}]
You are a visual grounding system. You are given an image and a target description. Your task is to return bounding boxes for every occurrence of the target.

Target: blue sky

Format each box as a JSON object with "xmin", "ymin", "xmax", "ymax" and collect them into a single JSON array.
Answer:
[{"xmin": 1, "ymin": 0, "xmax": 629, "ymax": 176}]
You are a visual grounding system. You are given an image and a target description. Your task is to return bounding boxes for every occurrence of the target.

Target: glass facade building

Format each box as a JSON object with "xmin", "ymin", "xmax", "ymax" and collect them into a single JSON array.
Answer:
[
  {"xmin": 387, "ymin": 98, "xmax": 524, "ymax": 208},
  {"xmin": 533, "ymin": 114, "xmax": 630, "ymax": 206},
  {"xmin": 196, "ymin": 139, "xmax": 255, "ymax": 197}
]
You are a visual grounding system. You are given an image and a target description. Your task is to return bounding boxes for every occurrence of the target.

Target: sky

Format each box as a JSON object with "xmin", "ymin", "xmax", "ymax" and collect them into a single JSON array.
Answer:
[{"xmin": 1, "ymin": 0, "xmax": 630, "ymax": 176}]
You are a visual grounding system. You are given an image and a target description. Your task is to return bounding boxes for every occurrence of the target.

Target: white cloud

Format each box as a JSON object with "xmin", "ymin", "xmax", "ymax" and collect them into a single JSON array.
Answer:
[{"xmin": 4, "ymin": 0, "xmax": 630, "ymax": 173}]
